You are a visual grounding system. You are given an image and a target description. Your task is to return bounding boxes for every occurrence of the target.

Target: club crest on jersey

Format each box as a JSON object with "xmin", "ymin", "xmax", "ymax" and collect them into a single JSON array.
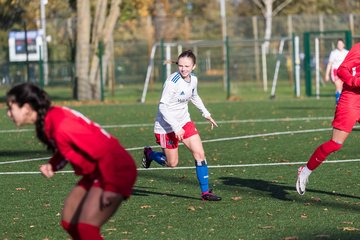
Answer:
[{"xmin": 180, "ymin": 91, "xmax": 185, "ymax": 95}]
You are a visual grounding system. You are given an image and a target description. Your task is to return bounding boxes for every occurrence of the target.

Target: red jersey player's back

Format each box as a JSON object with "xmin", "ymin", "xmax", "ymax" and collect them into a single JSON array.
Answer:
[
  {"xmin": 45, "ymin": 106, "xmax": 115, "ymax": 162},
  {"xmin": 6, "ymin": 83, "xmax": 137, "ymax": 240},
  {"xmin": 337, "ymin": 42, "xmax": 360, "ymax": 90}
]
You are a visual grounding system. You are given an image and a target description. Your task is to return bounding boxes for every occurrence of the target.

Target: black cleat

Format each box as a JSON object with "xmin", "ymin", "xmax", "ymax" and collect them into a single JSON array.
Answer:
[
  {"xmin": 201, "ymin": 190, "xmax": 222, "ymax": 201},
  {"xmin": 142, "ymin": 146, "xmax": 153, "ymax": 169}
]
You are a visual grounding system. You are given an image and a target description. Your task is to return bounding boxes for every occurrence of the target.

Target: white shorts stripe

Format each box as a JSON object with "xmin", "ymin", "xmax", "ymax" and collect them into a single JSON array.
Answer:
[{"xmin": 160, "ymin": 133, "xmax": 167, "ymax": 149}]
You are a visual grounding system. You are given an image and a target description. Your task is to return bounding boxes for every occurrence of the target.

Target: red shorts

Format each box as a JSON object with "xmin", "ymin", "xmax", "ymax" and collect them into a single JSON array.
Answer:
[
  {"xmin": 155, "ymin": 121, "xmax": 199, "ymax": 149},
  {"xmin": 331, "ymin": 68, "xmax": 340, "ymax": 81},
  {"xmin": 77, "ymin": 141, "xmax": 137, "ymax": 198},
  {"xmin": 332, "ymin": 91, "xmax": 360, "ymax": 133}
]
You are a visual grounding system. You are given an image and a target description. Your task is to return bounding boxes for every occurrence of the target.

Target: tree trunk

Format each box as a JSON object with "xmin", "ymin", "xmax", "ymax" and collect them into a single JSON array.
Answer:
[
  {"xmin": 76, "ymin": 0, "xmax": 91, "ymax": 100},
  {"xmin": 89, "ymin": 0, "xmax": 107, "ymax": 99},
  {"xmin": 263, "ymin": 0, "xmax": 273, "ymax": 52},
  {"xmin": 92, "ymin": 0, "xmax": 121, "ymax": 100}
]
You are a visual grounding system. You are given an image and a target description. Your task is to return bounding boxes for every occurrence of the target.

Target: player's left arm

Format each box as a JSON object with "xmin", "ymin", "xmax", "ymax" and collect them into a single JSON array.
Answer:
[{"xmin": 190, "ymin": 81, "xmax": 218, "ymax": 129}]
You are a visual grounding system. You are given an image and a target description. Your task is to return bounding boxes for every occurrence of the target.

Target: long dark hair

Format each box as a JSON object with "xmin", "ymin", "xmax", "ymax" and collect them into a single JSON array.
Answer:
[{"xmin": 6, "ymin": 83, "xmax": 52, "ymax": 150}]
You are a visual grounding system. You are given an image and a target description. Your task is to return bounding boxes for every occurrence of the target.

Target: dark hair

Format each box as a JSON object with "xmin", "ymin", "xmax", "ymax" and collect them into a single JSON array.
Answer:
[
  {"xmin": 6, "ymin": 83, "xmax": 52, "ymax": 150},
  {"xmin": 178, "ymin": 50, "xmax": 196, "ymax": 65}
]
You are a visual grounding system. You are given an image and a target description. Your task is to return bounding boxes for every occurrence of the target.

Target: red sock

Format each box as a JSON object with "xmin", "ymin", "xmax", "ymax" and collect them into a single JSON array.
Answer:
[
  {"xmin": 77, "ymin": 223, "xmax": 103, "ymax": 240},
  {"xmin": 307, "ymin": 140, "xmax": 342, "ymax": 170},
  {"xmin": 61, "ymin": 220, "xmax": 80, "ymax": 240}
]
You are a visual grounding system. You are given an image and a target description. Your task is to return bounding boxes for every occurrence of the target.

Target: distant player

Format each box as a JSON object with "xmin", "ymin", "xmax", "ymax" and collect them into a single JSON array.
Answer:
[
  {"xmin": 296, "ymin": 42, "xmax": 360, "ymax": 195},
  {"xmin": 6, "ymin": 83, "xmax": 137, "ymax": 239},
  {"xmin": 142, "ymin": 50, "xmax": 221, "ymax": 201},
  {"xmin": 325, "ymin": 39, "xmax": 349, "ymax": 105}
]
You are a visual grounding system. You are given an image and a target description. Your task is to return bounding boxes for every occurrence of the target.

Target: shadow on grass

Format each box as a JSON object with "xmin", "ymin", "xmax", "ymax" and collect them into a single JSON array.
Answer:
[
  {"xmin": 220, "ymin": 176, "xmax": 292, "ymax": 201},
  {"xmin": 132, "ymin": 186, "xmax": 200, "ymax": 200},
  {"xmin": 220, "ymin": 176, "xmax": 360, "ymax": 202},
  {"xmin": 0, "ymin": 150, "xmax": 48, "ymax": 158}
]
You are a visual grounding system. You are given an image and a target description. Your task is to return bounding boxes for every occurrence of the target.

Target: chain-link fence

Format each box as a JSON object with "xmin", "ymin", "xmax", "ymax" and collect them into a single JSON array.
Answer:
[{"xmin": 0, "ymin": 13, "xmax": 359, "ymax": 101}]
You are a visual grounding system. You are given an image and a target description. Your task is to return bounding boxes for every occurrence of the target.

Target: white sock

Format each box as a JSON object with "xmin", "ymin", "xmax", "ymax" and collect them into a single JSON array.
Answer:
[{"xmin": 302, "ymin": 166, "xmax": 312, "ymax": 177}]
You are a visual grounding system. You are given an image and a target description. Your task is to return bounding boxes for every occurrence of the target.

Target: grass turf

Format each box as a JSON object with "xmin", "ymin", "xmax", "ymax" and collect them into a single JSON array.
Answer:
[{"xmin": 0, "ymin": 95, "xmax": 360, "ymax": 239}]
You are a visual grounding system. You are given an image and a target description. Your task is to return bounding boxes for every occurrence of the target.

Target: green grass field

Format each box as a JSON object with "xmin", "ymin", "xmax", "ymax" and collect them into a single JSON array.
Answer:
[{"xmin": 1, "ymin": 87, "xmax": 360, "ymax": 240}]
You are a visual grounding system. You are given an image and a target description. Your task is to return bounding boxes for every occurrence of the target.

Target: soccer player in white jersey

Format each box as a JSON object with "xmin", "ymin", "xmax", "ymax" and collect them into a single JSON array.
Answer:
[
  {"xmin": 325, "ymin": 39, "xmax": 349, "ymax": 105},
  {"xmin": 142, "ymin": 50, "xmax": 221, "ymax": 201}
]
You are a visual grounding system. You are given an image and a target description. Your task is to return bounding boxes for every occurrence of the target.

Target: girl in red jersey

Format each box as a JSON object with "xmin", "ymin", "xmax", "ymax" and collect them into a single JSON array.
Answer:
[
  {"xmin": 296, "ymin": 43, "xmax": 360, "ymax": 195},
  {"xmin": 6, "ymin": 83, "xmax": 137, "ymax": 239}
]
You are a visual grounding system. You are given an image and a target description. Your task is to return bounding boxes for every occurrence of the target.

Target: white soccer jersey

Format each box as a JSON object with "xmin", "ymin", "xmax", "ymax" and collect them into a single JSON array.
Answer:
[
  {"xmin": 154, "ymin": 72, "xmax": 210, "ymax": 134},
  {"xmin": 329, "ymin": 48, "xmax": 349, "ymax": 69}
]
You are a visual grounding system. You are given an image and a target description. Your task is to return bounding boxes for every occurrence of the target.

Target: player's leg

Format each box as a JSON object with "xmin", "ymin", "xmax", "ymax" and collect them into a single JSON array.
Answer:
[
  {"xmin": 296, "ymin": 128, "xmax": 347, "ymax": 195},
  {"xmin": 142, "ymin": 146, "xmax": 167, "ymax": 168},
  {"xmin": 297, "ymin": 92, "xmax": 358, "ymax": 195},
  {"xmin": 182, "ymin": 134, "xmax": 221, "ymax": 201},
  {"xmin": 77, "ymin": 186, "xmax": 124, "ymax": 240},
  {"xmin": 334, "ymin": 79, "xmax": 343, "ymax": 105},
  {"xmin": 61, "ymin": 185, "xmax": 88, "ymax": 239},
  {"xmin": 142, "ymin": 133, "xmax": 177, "ymax": 168},
  {"xmin": 163, "ymin": 147, "xmax": 179, "ymax": 167}
]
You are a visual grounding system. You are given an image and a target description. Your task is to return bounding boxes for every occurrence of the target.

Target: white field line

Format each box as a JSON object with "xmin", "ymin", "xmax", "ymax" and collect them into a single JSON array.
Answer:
[
  {"xmin": 1, "ymin": 159, "xmax": 360, "ymax": 175},
  {"xmin": 0, "ymin": 116, "xmax": 342, "ymax": 175},
  {"xmin": 0, "ymin": 116, "xmax": 333, "ymax": 134},
  {"xmin": 0, "ymin": 126, "xmax": 332, "ymax": 166}
]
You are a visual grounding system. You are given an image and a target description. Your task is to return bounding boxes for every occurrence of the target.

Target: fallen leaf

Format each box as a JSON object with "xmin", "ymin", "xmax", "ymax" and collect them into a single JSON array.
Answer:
[
  {"xmin": 231, "ymin": 196, "xmax": 242, "ymax": 201},
  {"xmin": 342, "ymin": 227, "xmax": 360, "ymax": 231},
  {"xmin": 187, "ymin": 206, "xmax": 196, "ymax": 211},
  {"xmin": 16, "ymin": 188, "xmax": 26, "ymax": 191},
  {"xmin": 105, "ymin": 227, "xmax": 117, "ymax": 231},
  {"xmin": 315, "ymin": 235, "xmax": 330, "ymax": 238},
  {"xmin": 282, "ymin": 237, "xmax": 298, "ymax": 240},
  {"xmin": 311, "ymin": 197, "xmax": 321, "ymax": 202},
  {"xmin": 258, "ymin": 225, "xmax": 274, "ymax": 229},
  {"xmin": 140, "ymin": 205, "xmax": 151, "ymax": 209}
]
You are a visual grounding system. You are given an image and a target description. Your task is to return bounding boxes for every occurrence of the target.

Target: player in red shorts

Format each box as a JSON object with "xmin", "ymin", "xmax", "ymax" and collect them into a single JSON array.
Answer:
[
  {"xmin": 6, "ymin": 83, "xmax": 137, "ymax": 239},
  {"xmin": 296, "ymin": 42, "xmax": 360, "ymax": 195},
  {"xmin": 142, "ymin": 50, "xmax": 221, "ymax": 201}
]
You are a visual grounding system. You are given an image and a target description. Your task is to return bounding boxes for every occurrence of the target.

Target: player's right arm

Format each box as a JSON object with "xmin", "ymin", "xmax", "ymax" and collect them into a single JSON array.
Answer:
[
  {"xmin": 337, "ymin": 43, "xmax": 360, "ymax": 87},
  {"xmin": 46, "ymin": 150, "xmax": 68, "ymax": 174}
]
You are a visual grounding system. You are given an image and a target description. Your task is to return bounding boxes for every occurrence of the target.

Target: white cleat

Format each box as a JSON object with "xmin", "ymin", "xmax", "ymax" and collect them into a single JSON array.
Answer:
[{"xmin": 296, "ymin": 166, "xmax": 309, "ymax": 195}]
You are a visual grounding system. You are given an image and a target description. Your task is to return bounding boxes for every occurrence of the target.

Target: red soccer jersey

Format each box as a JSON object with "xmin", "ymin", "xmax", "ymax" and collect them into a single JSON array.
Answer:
[
  {"xmin": 337, "ymin": 43, "xmax": 360, "ymax": 93},
  {"xmin": 44, "ymin": 106, "xmax": 137, "ymax": 194}
]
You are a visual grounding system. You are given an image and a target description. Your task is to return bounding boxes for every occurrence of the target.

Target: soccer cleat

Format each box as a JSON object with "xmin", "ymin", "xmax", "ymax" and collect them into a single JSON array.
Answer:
[
  {"xmin": 296, "ymin": 166, "xmax": 309, "ymax": 195},
  {"xmin": 201, "ymin": 190, "xmax": 222, "ymax": 201},
  {"xmin": 142, "ymin": 146, "xmax": 153, "ymax": 169}
]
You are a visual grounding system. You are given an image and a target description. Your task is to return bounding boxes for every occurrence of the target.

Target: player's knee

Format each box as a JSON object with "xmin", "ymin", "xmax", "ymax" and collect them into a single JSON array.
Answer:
[
  {"xmin": 193, "ymin": 151, "xmax": 205, "ymax": 161},
  {"xmin": 324, "ymin": 139, "xmax": 343, "ymax": 154},
  {"xmin": 166, "ymin": 161, "xmax": 178, "ymax": 168}
]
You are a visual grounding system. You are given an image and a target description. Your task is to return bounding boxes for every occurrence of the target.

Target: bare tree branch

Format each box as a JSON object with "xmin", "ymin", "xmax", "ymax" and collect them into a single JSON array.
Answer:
[
  {"xmin": 273, "ymin": 0, "xmax": 293, "ymax": 16},
  {"xmin": 252, "ymin": 0, "xmax": 266, "ymax": 16}
]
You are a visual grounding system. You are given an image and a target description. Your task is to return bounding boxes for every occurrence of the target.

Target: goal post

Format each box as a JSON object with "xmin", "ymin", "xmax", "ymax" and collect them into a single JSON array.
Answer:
[{"xmin": 303, "ymin": 30, "xmax": 352, "ymax": 97}]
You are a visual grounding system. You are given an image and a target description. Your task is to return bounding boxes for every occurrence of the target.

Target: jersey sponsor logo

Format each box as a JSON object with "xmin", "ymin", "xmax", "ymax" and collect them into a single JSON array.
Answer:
[{"xmin": 178, "ymin": 98, "xmax": 189, "ymax": 103}]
